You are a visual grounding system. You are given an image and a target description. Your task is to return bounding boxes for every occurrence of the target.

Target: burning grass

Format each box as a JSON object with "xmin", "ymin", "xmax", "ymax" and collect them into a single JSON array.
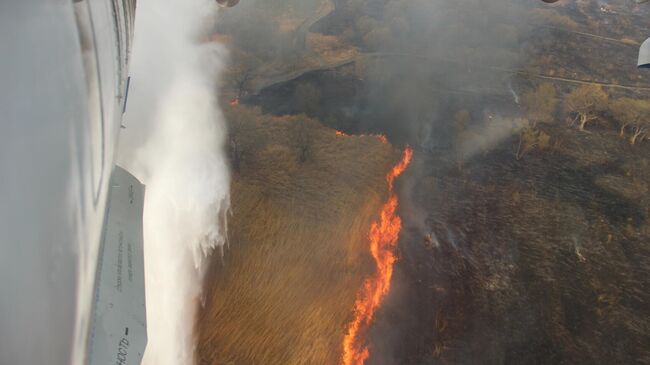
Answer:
[
  {"xmin": 341, "ymin": 148, "xmax": 412, "ymax": 365},
  {"xmin": 196, "ymin": 106, "xmax": 401, "ymax": 364}
]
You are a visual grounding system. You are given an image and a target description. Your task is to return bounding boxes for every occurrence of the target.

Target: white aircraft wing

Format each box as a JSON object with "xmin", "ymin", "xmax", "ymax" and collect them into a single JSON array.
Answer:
[
  {"xmin": 88, "ymin": 166, "xmax": 147, "ymax": 365},
  {"xmin": 639, "ymin": 38, "xmax": 650, "ymax": 68}
]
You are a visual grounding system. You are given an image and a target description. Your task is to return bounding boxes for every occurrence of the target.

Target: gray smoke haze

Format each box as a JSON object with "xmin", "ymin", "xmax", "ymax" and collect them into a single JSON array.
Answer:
[
  {"xmin": 117, "ymin": 1, "xmax": 230, "ymax": 364},
  {"xmin": 221, "ymin": 0, "xmax": 534, "ymax": 154},
  {"xmin": 353, "ymin": 0, "xmax": 530, "ymax": 147}
]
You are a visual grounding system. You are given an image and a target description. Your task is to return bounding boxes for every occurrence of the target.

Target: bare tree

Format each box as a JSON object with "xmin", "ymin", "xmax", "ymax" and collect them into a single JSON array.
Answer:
[
  {"xmin": 564, "ymin": 85, "xmax": 608, "ymax": 131},
  {"xmin": 290, "ymin": 115, "xmax": 315, "ymax": 164},
  {"xmin": 521, "ymin": 83, "xmax": 557, "ymax": 125},
  {"xmin": 515, "ymin": 126, "xmax": 551, "ymax": 160},
  {"xmin": 453, "ymin": 110, "xmax": 471, "ymax": 132},
  {"xmin": 610, "ymin": 98, "xmax": 650, "ymax": 145},
  {"xmin": 224, "ymin": 107, "xmax": 260, "ymax": 172},
  {"xmin": 630, "ymin": 122, "xmax": 648, "ymax": 145},
  {"xmin": 224, "ymin": 50, "xmax": 262, "ymax": 99}
]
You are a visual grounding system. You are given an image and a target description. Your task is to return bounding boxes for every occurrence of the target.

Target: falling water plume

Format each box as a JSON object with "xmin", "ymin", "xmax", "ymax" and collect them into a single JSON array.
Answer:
[{"xmin": 117, "ymin": 1, "xmax": 230, "ymax": 364}]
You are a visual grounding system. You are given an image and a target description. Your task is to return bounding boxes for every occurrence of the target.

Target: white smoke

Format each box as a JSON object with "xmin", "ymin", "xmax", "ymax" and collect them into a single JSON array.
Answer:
[
  {"xmin": 508, "ymin": 80, "xmax": 520, "ymax": 105},
  {"xmin": 117, "ymin": 1, "xmax": 230, "ymax": 364},
  {"xmin": 457, "ymin": 115, "xmax": 527, "ymax": 160}
]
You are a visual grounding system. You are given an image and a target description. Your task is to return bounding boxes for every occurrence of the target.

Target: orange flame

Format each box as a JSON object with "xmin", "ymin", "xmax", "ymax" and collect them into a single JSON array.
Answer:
[
  {"xmin": 341, "ymin": 147, "xmax": 413, "ymax": 365},
  {"xmin": 335, "ymin": 130, "xmax": 388, "ymax": 145}
]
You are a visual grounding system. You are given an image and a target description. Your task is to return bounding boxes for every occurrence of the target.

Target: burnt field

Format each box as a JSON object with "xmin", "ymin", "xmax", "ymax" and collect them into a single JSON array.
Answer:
[{"xmin": 246, "ymin": 67, "xmax": 650, "ymax": 363}]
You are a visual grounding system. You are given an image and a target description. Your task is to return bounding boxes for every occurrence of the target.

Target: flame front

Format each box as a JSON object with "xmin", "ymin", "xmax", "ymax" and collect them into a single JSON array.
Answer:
[
  {"xmin": 341, "ymin": 147, "xmax": 413, "ymax": 365},
  {"xmin": 335, "ymin": 130, "xmax": 388, "ymax": 144}
]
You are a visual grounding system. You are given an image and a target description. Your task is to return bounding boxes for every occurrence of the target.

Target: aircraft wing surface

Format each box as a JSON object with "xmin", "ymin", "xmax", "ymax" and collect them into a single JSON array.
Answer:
[
  {"xmin": 89, "ymin": 166, "xmax": 147, "ymax": 365},
  {"xmin": 639, "ymin": 38, "xmax": 650, "ymax": 68}
]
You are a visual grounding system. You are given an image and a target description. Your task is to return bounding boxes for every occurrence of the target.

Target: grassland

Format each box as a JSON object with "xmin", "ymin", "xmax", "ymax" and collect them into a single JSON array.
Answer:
[{"xmin": 196, "ymin": 106, "xmax": 400, "ymax": 364}]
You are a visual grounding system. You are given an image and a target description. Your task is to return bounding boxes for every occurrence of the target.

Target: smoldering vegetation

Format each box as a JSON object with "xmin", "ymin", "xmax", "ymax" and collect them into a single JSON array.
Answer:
[
  {"xmin": 383, "ymin": 126, "xmax": 650, "ymax": 365},
  {"xmin": 208, "ymin": 0, "xmax": 650, "ymax": 364}
]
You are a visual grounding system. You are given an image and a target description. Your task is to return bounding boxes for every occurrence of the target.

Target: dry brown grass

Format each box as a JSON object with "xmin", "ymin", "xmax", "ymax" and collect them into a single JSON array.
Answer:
[
  {"xmin": 196, "ymin": 106, "xmax": 398, "ymax": 365},
  {"xmin": 305, "ymin": 33, "xmax": 359, "ymax": 66}
]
